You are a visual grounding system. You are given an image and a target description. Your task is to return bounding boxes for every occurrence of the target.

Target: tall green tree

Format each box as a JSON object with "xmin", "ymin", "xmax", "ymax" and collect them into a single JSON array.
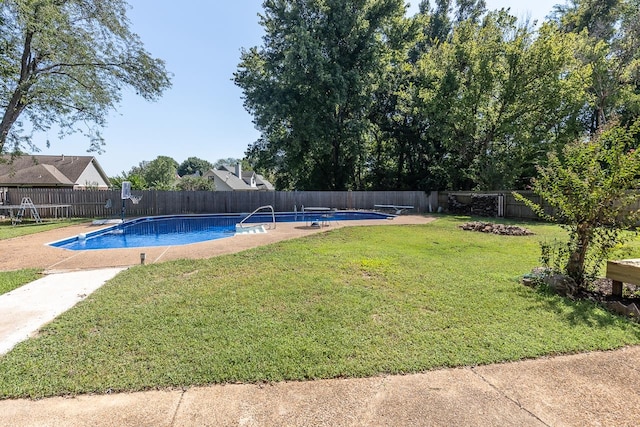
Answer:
[
  {"xmin": 109, "ymin": 172, "xmax": 146, "ymax": 190},
  {"xmin": 614, "ymin": 0, "xmax": 640, "ymax": 132},
  {"xmin": 177, "ymin": 157, "xmax": 213, "ymax": 177},
  {"xmin": 176, "ymin": 175, "xmax": 214, "ymax": 191},
  {"xmin": 422, "ymin": 0, "xmax": 452, "ymax": 43},
  {"xmin": 375, "ymin": 8, "xmax": 587, "ymax": 191},
  {"xmin": 553, "ymin": 0, "xmax": 620, "ymax": 41},
  {"xmin": 235, "ymin": 0, "xmax": 406, "ymax": 190},
  {"xmin": 454, "ymin": 0, "xmax": 486, "ymax": 23},
  {"xmin": 441, "ymin": 15, "xmax": 587, "ymax": 190},
  {"xmin": 552, "ymin": 0, "xmax": 640, "ymax": 135},
  {"xmin": 414, "ymin": 0, "xmax": 485, "ymax": 48},
  {"xmin": 131, "ymin": 155, "xmax": 179, "ymax": 190},
  {"xmin": 0, "ymin": 0, "xmax": 171, "ymax": 153},
  {"xmin": 367, "ymin": 4, "xmax": 455, "ymax": 191}
]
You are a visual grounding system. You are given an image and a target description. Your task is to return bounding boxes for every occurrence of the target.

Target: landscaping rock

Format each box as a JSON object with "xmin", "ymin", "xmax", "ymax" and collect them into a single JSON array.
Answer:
[
  {"xmin": 521, "ymin": 267, "xmax": 552, "ymax": 288},
  {"xmin": 602, "ymin": 301, "xmax": 640, "ymax": 319},
  {"xmin": 543, "ymin": 274, "xmax": 578, "ymax": 298},
  {"xmin": 459, "ymin": 222, "xmax": 534, "ymax": 236},
  {"xmin": 520, "ymin": 267, "xmax": 577, "ymax": 297}
]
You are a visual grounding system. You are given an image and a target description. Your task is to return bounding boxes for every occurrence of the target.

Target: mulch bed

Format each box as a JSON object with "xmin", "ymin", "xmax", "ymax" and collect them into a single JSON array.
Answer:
[{"xmin": 581, "ymin": 278, "xmax": 640, "ymax": 303}]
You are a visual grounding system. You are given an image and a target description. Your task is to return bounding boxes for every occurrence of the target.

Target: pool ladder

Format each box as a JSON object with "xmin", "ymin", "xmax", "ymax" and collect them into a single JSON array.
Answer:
[{"xmin": 238, "ymin": 205, "xmax": 276, "ymax": 230}]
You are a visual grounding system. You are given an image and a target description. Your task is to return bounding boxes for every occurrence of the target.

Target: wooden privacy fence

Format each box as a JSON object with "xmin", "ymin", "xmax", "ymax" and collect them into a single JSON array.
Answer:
[
  {"xmin": 7, "ymin": 188, "xmax": 640, "ymax": 221},
  {"xmin": 438, "ymin": 191, "xmax": 640, "ymax": 221},
  {"xmin": 438, "ymin": 191, "xmax": 551, "ymax": 220},
  {"xmin": 3, "ymin": 189, "xmax": 438, "ymax": 219}
]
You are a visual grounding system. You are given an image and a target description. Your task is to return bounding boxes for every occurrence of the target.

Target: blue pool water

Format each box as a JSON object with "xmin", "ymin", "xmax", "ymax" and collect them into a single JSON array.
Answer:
[{"xmin": 49, "ymin": 211, "xmax": 394, "ymax": 250}]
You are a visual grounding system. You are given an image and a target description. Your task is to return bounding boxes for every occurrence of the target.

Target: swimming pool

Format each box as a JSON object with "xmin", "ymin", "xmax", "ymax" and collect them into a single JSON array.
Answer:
[{"xmin": 49, "ymin": 211, "xmax": 394, "ymax": 250}]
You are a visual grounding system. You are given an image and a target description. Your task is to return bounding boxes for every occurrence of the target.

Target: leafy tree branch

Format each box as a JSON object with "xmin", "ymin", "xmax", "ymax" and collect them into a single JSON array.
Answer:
[{"xmin": 0, "ymin": 0, "xmax": 172, "ymax": 153}]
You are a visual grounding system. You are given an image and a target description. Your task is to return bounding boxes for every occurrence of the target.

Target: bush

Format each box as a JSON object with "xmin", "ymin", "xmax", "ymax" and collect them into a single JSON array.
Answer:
[{"xmin": 515, "ymin": 120, "xmax": 640, "ymax": 287}]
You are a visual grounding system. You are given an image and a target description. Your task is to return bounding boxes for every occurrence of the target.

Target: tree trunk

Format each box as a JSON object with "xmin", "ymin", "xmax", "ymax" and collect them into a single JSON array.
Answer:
[
  {"xmin": 0, "ymin": 88, "xmax": 29, "ymax": 151},
  {"xmin": 0, "ymin": 30, "xmax": 36, "ymax": 152},
  {"xmin": 332, "ymin": 138, "xmax": 350, "ymax": 190},
  {"xmin": 565, "ymin": 225, "xmax": 592, "ymax": 286}
]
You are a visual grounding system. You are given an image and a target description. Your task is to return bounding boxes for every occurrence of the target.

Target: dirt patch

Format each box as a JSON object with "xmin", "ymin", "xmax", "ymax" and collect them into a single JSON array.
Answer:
[{"xmin": 580, "ymin": 277, "xmax": 640, "ymax": 305}]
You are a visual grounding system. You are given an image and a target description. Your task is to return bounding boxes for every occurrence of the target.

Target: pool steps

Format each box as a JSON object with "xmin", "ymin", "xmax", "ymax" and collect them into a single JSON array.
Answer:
[{"xmin": 235, "ymin": 224, "xmax": 267, "ymax": 234}]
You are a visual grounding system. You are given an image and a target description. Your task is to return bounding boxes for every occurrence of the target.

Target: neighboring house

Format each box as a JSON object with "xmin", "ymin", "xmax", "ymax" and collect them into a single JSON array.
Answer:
[
  {"xmin": 203, "ymin": 164, "xmax": 274, "ymax": 192},
  {"xmin": 0, "ymin": 155, "xmax": 111, "ymax": 190}
]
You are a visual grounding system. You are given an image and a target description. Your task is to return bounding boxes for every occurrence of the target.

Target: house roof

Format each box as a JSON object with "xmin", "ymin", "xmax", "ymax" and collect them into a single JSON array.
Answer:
[
  {"xmin": 206, "ymin": 165, "xmax": 274, "ymax": 191},
  {"xmin": 255, "ymin": 174, "xmax": 275, "ymax": 190},
  {"xmin": 240, "ymin": 170, "xmax": 259, "ymax": 186},
  {"xmin": 0, "ymin": 164, "xmax": 75, "ymax": 186},
  {"xmin": 209, "ymin": 169, "xmax": 255, "ymax": 191},
  {"xmin": 0, "ymin": 155, "xmax": 110, "ymax": 187}
]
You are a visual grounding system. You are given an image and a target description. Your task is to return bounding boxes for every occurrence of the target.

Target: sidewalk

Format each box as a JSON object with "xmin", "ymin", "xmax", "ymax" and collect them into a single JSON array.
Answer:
[
  {"xmin": 0, "ymin": 268, "xmax": 126, "ymax": 355},
  {"xmin": 0, "ymin": 346, "xmax": 639, "ymax": 426}
]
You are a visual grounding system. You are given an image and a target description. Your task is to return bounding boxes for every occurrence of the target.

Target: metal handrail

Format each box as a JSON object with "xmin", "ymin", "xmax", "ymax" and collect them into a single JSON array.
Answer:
[{"xmin": 238, "ymin": 205, "xmax": 276, "ymax": 229}]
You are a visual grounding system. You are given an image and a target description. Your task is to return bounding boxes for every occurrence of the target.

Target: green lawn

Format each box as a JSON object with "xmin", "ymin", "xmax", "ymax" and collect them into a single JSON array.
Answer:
[
  {"xmin": 0, "ymin": 269, "xmax": 41, "ymax": 296},
  {"xmin": 0, "ymin": 218, "xmax": 86, "ymax": 240},
  {"xmin": 1, "ymin": 216, "xmax": 639, "ymax": 399}
]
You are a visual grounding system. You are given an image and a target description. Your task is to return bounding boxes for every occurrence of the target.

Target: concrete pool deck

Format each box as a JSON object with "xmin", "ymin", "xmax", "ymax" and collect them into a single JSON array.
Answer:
[
  {"xmin": 1, "ymin": 215, "xmax": 640, "ymax": 426},
  {"xmin": 0, "ymin": 215, "xmax": 435, "ymax": 272}
]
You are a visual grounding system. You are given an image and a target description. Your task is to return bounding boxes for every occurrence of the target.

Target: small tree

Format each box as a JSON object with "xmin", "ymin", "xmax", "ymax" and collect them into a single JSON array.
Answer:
[
  {"xmin": 120, "ymin": 156, "xmax": 178, "ymax": 190},
  {"xmin": 109, "ymin": 172, "xmax": 146, "ymax": 190},
  {"xmin": 176, "ymin": 176, "xmax": 214, "ymax": 191},
  {"xmin": 514, "ymin": 120, "xmax": 640, "ymax": 287},
  {"xmin": 141, "ymin": 156, "xmax": 179, "ymax": 190}
]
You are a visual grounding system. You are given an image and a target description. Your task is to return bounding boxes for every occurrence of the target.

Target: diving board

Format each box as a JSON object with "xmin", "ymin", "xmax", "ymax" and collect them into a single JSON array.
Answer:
[{"xmin": 374, "ymin": 204, "xmax": 414, "ymax": 215}]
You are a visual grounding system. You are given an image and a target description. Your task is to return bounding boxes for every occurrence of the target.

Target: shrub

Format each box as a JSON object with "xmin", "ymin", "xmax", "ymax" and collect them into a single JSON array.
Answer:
[{"xmin": 514, "ymin": 120, "xmax": 640, "ymax": 287}]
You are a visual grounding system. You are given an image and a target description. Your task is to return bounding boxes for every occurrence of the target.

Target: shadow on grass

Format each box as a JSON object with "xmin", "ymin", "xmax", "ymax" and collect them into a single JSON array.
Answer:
[{"xmin": 517, "ymin": 283, "xmax": 640, "ymax": 335}]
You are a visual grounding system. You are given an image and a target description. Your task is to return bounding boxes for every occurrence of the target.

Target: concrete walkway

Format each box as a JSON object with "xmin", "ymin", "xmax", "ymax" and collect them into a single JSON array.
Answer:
[
  {"xmin": 1, "ymin": 217, "xmax": 640, "ymax": 426},
  {"xmin": 0, "ymin": 268, "xmax": 126, "ymax": 355},
  {"xmin": 0, "ymin": 346, "xmax": 639, "ymax": 426}
]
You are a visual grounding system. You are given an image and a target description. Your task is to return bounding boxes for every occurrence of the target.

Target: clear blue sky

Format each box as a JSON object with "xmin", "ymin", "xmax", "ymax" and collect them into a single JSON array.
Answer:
[{"xmin": 34, "ymin": 0, "xmax": 562, "ymax": 176}]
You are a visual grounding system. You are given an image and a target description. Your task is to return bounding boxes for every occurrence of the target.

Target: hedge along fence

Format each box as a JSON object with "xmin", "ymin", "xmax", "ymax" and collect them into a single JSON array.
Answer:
[{"xmin": 3, "ymin": 189, "xmax": 438, "ymax": 219}]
